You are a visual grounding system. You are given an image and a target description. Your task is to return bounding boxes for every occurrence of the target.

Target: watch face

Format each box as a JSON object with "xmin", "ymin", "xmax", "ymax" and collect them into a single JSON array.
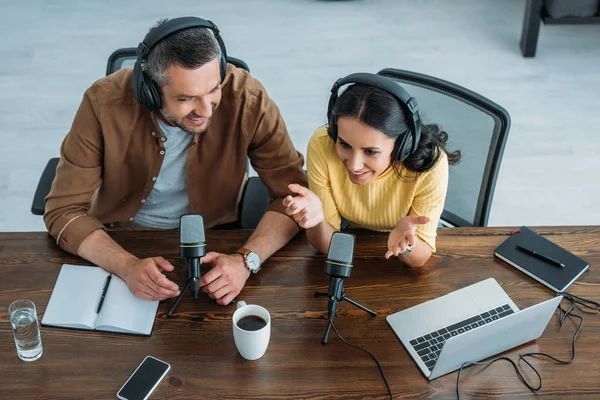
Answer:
[{"xmin": 247, "ymin": 251, "xmax": 261, "ymax": 271}]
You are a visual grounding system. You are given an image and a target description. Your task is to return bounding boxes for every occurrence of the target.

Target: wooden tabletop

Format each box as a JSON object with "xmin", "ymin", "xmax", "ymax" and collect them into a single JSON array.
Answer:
[{"xmin": 1, "ymin": 226, "xmax": 599, "ymax": 399}]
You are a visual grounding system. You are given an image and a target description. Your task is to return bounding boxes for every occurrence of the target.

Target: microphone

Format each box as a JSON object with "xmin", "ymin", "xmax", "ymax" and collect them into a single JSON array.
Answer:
[
  {"xmin": 179, "ymin": 214, "xmax": 206, "ymax": 299},
  {"xmin": 324, "ymin": 232, "xmax": 355, "ymax": 330}
]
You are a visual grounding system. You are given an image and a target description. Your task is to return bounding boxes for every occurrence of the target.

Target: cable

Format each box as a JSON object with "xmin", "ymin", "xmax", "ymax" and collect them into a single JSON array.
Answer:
[
  {"xmin": 456, "ymin": 292, "xmax": 599, "ymax": 399},
  {"xmin": 329, "ymin": 321, "xmax": 393, "ymax": 399}
]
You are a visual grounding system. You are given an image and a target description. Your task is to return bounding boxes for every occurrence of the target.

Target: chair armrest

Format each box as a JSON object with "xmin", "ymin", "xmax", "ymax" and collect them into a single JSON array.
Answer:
[{"xmin": 31, "ymin": 158, "xmax": 60, "ymax": 216}]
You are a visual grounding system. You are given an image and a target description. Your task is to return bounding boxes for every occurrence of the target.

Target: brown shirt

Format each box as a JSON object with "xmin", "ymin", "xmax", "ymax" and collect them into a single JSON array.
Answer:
[{"xmin": 44, "ymin": 65, "xmax": 307, "ymax": 255}]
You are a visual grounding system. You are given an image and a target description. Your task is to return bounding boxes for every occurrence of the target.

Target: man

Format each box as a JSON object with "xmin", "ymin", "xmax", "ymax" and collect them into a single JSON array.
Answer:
[{"xmin": 44, "ymin": 17, "xmax": 307, "ymax": 305}]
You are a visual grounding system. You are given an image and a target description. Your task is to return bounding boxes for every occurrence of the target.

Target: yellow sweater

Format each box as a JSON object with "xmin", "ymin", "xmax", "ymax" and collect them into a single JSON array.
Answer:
[{"xmin": 307, "ymin": 126, "xmax": 448, "ymax": 252}]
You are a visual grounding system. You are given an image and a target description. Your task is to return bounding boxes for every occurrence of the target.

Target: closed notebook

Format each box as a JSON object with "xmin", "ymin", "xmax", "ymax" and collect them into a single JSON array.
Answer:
[
  {"xmin": 42, "ymin": 264, "xmax": 159, "ymax": 336},
  {"xmin": 494, "ymin": 226, "xmax": 590, "ymax": 293}
]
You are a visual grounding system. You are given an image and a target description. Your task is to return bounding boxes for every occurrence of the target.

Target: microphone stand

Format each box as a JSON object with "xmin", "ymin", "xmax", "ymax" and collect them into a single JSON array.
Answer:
[
  {"xmin": 315, "ymin": 285, "xmax": 377, "ymax": 344},
  {"xmin": 167, "ymin": 258, "xmax": 200, "ymax": 317}
]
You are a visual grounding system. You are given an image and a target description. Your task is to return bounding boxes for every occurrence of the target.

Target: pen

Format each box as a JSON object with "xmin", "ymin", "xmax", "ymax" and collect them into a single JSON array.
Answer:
[
  {"xmin": 515, "ymin": 245, "xmax": 565, "ymax": 268},
  {"xmin": 96, "ymin": 274, "xmax": 112, "ymax": 313}
]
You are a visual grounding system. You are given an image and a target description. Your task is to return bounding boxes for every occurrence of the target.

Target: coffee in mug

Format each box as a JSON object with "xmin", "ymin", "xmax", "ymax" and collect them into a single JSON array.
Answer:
[{"xmin": 236, "ymin": 315, "xmax": 267, "ymax": 331}]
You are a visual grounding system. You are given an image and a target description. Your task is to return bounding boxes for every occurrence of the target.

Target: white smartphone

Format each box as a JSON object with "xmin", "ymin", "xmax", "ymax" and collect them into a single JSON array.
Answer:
[{"xmin": 117, "ymin": 356, "xmax": 171, "ymax": 400}]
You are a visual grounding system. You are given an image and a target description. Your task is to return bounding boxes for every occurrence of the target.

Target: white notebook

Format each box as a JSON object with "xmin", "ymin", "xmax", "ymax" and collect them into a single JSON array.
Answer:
[{"xmin": 42, "ymin": 264, "xmax": 159, "ymax": 336}]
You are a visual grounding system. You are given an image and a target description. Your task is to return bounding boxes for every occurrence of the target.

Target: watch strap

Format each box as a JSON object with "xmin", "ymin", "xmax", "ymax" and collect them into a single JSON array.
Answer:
[{"xmin": 235, "ymin": 247, "xmax": 253, "ymax": 258}]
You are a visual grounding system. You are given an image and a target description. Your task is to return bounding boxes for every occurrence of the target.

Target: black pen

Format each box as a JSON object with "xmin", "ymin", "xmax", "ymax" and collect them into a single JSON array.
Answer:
[
  {"xmin": 96, "ymin": 274, "xmax": 112, "ymax": 313},
  {"xmin": 515, "ymin": 245, "xmax": 565, "ymax": 268}
]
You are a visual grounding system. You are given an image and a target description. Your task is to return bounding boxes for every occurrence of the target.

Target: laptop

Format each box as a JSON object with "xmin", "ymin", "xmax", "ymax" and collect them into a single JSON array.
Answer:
[{"xmin": 386, "ymin": 278, "xmax": 562, "ymax": 380}]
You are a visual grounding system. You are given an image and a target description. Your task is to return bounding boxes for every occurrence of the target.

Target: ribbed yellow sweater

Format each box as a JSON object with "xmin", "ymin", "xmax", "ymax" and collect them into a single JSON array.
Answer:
[{"xmin": 307, "ymin": 126, "xmax": 448, "ymax": 251}]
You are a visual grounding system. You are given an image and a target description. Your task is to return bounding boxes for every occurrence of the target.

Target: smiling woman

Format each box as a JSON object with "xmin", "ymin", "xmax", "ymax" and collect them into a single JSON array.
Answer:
[{"xmin": 284, "ymin": 73, "xmax": 461, "ymax": 268}]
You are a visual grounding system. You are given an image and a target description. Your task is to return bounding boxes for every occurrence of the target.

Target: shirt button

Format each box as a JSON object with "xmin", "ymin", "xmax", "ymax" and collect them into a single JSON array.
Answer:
[
  {"xmin": 109, "ymin": 223, "xmax": 115, "ymax": 228},
  {"xmin": 141, "ymin": 199, "xmax": 146, "ymax": 204},
  {"xmin": 159, "ymin": 150, "xmax": 165, "ymax": 155},
  {"xmin": 160, "ymin": 137, "xmax": 166, "ymax": 142},
  {"xmin": 129, "ymin": 217, "xmax": 134, "ymax": 221},
  {"xmin": 152, "ymin": 177, "xmax": 157, "ymax": 181},
  {"xmin": 151, "ymin": 132, "xmax": 156, "ymax": 136}
]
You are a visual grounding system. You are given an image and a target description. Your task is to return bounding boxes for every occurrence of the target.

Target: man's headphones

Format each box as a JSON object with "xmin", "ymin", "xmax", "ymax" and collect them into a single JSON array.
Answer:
[
  {"xmin": 132, "ymin": 16, "xmax": 228, "ymax": 111},
  {"xmin": 327, "ymin": 73, "xmax": 422, "ymax": 162}
]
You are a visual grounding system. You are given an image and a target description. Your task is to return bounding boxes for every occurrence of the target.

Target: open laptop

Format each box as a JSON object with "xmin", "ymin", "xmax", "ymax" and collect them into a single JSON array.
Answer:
[{"xmin": 386, "ymin": 278, "xmax": 562, "ymax": 380}]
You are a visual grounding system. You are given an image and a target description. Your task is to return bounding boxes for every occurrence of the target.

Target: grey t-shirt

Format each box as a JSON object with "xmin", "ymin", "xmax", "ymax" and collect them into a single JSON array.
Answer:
[{"xmin": 133, "ymin": 118, "xmax": 194, "ymax": 229}]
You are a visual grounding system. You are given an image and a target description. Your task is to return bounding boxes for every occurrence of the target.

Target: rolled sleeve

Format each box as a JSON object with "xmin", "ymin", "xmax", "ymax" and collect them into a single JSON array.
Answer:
[{"xmin": 52, "ymin": 213, "xmax": 105, "ymax": 255}]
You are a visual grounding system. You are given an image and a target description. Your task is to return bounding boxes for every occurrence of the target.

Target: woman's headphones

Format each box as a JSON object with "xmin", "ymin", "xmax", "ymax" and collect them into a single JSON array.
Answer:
[
  {"xmin": 327, "ymin": 73, "xmax": 422, "ymax": 162},
  {"xmin": 132, "ymin": 16, "xmax": 228, "ymax": 111}
]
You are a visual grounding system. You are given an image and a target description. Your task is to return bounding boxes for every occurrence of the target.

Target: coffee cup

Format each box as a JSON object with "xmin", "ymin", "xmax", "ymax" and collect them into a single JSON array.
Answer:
[{"xmin": 232, "ymin": 301, "xmax": 271, "ymax": 360}]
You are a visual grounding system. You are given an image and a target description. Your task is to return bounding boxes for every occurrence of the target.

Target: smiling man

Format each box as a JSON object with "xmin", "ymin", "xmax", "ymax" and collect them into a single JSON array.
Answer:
[{"xmin": 44, "ymin": 17, "xmax": 307, "ymax": 304}]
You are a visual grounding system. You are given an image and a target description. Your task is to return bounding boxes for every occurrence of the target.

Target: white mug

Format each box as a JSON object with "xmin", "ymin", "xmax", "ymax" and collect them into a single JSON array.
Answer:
[{"xmin": 232, "ymin": 301, "xmax": 271, "ymax": 360}]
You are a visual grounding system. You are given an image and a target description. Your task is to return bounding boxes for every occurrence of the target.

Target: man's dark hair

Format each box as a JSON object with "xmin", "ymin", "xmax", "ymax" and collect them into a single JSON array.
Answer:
[{"xmin": 143, "ymin": 18, "xmax": 221, "ymax": 87}]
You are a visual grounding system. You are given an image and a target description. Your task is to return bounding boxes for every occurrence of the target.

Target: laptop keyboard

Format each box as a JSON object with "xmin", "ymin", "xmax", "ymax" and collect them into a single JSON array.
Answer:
[{"xmin": 409, "ymin": 304, "xmax": 514, "ymax": 371}]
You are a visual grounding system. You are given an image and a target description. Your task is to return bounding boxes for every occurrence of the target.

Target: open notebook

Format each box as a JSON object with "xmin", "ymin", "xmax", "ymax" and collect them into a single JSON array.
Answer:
[{"xmin": 42, "ymin": 264, "xmax": 159, "ymax": 336}]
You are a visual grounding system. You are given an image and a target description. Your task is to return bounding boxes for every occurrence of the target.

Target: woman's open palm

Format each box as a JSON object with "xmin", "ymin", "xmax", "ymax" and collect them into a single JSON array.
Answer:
[{"xmin": 386, "ymin": 215, "xmax": 430, "ymax": 258}]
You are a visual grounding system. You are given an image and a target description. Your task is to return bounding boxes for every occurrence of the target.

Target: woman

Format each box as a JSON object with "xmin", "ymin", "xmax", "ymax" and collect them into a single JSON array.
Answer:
[{"xmin": 284, "ymin": 73, "xmax": 460, "ymax": 267}]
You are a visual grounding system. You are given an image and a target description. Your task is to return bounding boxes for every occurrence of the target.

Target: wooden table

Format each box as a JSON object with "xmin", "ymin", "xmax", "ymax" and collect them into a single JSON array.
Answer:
[{"xmin": 1, "ymin": 227, "xmax": 599, "ymax": 399}]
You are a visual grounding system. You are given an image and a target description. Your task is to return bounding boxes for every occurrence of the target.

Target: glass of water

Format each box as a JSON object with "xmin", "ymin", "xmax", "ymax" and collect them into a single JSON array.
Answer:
[{"xmin": 9, "ymin": 299, "xmax": 43, "ymax": 361}]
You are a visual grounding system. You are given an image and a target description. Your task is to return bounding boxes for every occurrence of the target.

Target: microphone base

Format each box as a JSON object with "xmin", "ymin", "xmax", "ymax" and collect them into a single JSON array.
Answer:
[
  {"xmin": 314, "ymin": 291, "xmax": 377, "ymax": 344},
  {"xmin": 167, "ymin": 276, "xmax": 198, "ymax": 317}
]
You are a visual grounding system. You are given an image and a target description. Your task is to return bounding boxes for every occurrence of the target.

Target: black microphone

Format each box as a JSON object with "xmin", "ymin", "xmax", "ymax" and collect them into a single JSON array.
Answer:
[
  {"xmin": 325, "ymin": 232, "xmax": 355, "ymax": 326},
  {"xmin": 179, "ymin": 214, "xmax": 206, "ymax": 299}
]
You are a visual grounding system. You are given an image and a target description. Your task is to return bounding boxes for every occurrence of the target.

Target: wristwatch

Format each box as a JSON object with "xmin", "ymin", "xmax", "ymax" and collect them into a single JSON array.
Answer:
[{"xmin": 235, "ymin": 247, "xmax": 262, "ymax": 274}]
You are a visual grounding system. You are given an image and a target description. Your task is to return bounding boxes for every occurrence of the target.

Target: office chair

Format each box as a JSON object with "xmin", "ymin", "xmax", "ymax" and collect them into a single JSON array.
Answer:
[
  {"xmin": 378, "ymin": 68, "xmax": 510, "ymax": 227},
  {"xmin": 32, "ymin": 49, "xmax": 270, "ymax": 230}
]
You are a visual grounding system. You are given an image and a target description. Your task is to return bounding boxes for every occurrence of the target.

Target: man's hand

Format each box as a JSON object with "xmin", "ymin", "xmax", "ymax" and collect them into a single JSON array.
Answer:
[
  {"xmin": 121, "ymin": 257, "xmax": 181, "ymax": 301},
  {"xmin": 283, "ymin": 183, "xmax": 325, "ymax": 229},
  {"xmin": 385, "ymin": 216, "xmax": 430, "ymax": 259},
  {"xmin": 199, "ymin": 252, "xmax": 251, "ymax": 305}
]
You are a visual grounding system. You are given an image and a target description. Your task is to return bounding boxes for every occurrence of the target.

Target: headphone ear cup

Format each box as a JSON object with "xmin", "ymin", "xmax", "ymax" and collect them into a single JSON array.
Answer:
[
  {"xmin": 393, "ymin": 131, "xmax": 413, "ymax": 162},
  {"xmin": 132, "ymin": 60, "xmax": 145, "ymax": 106},
  {"xmin": 136, "ymin": 72, "xmax": 161, "ymax": 111},
  {"xmin": 145, "ymin": 75, "xmax": 162, "ymax": 110},
  {"xmin": 219, "ymin": 55, "xmax": 227, "ymax": 82},
  {"xmin": 327, "ymin": 93, "xmax": 338, "ymax": 142},
  {"xmin": 328, "ymin": 115, "xmax": 337, "ymax": 142},
  {"xmin": 132, "ymin": 61, "xmax": 162, "ymax": 111}
]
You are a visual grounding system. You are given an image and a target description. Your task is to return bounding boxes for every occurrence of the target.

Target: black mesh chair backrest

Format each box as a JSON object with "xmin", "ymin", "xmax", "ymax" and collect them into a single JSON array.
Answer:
[
  {"xmin": 378, "ymin": 68, "xmax": 510, "ymax": 227},
  {"xmin": 106, "ymin": 47, "xmax": 250, "ymax": 76}
]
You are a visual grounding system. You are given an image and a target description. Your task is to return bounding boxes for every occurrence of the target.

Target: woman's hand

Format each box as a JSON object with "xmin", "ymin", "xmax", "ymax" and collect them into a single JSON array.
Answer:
[
  {"xmin": 282, "ymin": 184, "xmax": 325, "ymax": 229},
  {"xmin": 385, "ymin": 215, "xmax": 430, "ymax": 259}
]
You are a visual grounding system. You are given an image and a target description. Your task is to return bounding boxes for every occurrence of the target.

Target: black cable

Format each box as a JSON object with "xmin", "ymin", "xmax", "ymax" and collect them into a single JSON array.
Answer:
[
  {"xmin": 456, "ymin": 292, "xmax": 599, "ymax": 399},
  {"xmin": 329, "ymin": 321, "xmax": 393, "ymax": 399},
  {"xmin": 559, "ymin": 291, "xmax": 600, "ymax": 312}
]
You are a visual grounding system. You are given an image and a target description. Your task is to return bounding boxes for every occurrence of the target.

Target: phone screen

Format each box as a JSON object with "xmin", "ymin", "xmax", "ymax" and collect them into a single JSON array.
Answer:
[{"xmin": 118, "ymin": 356, "xmax": 170, "ymax": 400}]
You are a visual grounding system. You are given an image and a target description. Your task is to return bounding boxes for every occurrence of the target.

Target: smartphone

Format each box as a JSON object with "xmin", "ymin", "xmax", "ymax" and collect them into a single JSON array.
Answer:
[{"xmin": 117, "ymin": 356, "xmax": 171, "ymax": 400}]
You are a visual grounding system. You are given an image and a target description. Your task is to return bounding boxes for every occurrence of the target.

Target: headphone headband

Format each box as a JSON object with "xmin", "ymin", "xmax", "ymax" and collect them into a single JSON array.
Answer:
[
  {"xmin": 133, "ymin": 16, "xmax": 228, "ymax": 111},
  {"xmin": 139, "ymin": 17, "xmax": 219, "ymax": 57},
  {"xmin": 327, "ymin": 73, "xmax": 422, "ymax": 162}
]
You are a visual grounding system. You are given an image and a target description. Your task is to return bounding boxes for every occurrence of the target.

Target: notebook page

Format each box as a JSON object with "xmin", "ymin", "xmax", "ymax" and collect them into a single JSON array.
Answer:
[
  {"xmin": 95, "ymin": 275, "xmax": 159, "ymax": 335},
  {"xmin": 42, "ymin": 264, "xmax": 108, "ymax": 329}
]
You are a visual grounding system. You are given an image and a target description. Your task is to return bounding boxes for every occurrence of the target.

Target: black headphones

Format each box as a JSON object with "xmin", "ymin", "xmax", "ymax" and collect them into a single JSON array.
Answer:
[
  {"xmin": 132, "ymin": 16, "xmax": 228, "ymax": 111},
  {"xmin": 327, "ymin": 73, "xmax": 422, "ymax": 163}
]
